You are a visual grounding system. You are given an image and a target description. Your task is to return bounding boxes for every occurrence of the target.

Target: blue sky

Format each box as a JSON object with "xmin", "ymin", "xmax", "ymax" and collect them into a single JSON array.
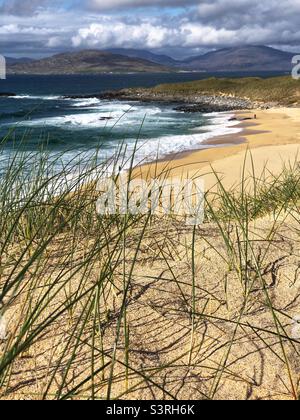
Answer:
[{"xmin": 0, "ymin": 0, "xmax": 300, "ymax": 58}]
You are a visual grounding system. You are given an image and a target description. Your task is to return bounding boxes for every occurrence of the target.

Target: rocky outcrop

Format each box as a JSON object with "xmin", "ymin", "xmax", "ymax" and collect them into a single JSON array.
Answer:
[
  {"xmin": 65, "ymin": 89, "xmax": 261, "ymax": 113},
  {"xmin": 173, "ymin": 95, "xmax": 253, "ymax": 112}
]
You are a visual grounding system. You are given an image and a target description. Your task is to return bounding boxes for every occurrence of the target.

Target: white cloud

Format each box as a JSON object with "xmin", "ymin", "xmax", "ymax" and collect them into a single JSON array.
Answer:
[
  {"xmin": 180, "ymin": 23, "xmax": 236, "ymax": 47},
  {"xmin": 47, "ymin": 36, "xmax": 64, "ymax": 48},
  {"xmin": 72, "ymin": 17, "xmax": 285, "ymax": 51},
  {"xmin": 0, "ymin": 24, "xmax": 19, "ymax": 34},
  {"xmin": 1, "ymin": 1, "xmax": 300, "ymax": 56},
  {"xmin": 72, "ymin": 19, "xmax": 178, "ymax": 49},
  {"xmin": 0, "ymin": 23, "xmax": 55, "ymax": 36}
]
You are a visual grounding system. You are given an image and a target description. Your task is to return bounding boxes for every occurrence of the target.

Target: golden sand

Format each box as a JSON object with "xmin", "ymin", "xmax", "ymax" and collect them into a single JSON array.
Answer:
[
  {"xmin": 1, "ymin": 108, "xmax": 300, "ymax": 401},
  {"xmin": 134, "ymin": 108, "xmax": 300, "ymax": 190}
]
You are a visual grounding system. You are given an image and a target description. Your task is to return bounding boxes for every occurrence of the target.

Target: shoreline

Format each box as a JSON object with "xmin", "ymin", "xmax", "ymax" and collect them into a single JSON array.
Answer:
[
  {"xmin": 132, "ymin": 111, "xmax": 249, "ymax": 170},
  {"xmin": 149, "ymin": 117, "xmax": 265, "ymax": 165},
  {"xmin": 134, "ymin": 107, "xmax": 300, "ymax": 190}
]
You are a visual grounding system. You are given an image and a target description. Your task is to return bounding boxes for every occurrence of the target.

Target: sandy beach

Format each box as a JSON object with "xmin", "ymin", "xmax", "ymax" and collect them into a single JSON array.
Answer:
[
  {"xmin": 2, "ymin": 106, "xmax": 300, "ymax": 401},
  {"xmin": 134, "ymin": 108, "xmax": 300, "ymax": 190}
]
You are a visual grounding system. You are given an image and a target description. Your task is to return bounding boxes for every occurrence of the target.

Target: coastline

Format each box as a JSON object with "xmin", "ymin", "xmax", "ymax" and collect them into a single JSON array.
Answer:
[
  {"xmin": 134, "ymin": 107, "xmax": 300, "ymax": 190},
  {"xmin": 2, "ymin": 78, "xmax": 300, "ymax": 400}
]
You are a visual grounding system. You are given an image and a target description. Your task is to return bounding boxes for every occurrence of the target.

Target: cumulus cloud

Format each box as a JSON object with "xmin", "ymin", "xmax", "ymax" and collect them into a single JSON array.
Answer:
[
  {"xmin": 71, "ymin": 18, "xmax": 241, "ymax": 50},
  {"xmin": 1, "ymin": 0, "xmax": 300, "ymax": 56},
  {"xmin": 72, "ymin": 19, "xmax": 179, "ymax": 49},
  {"xmin": 70, "ymin": 12, "xmax": 300, "ymax": 51},
  {"xmin": 0, "ymin": 24, "xmax": 56, "ymax": 36}
]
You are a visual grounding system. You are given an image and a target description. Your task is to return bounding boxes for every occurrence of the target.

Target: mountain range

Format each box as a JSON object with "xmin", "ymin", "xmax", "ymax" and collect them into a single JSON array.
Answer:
[
  {"xmin": 6, "ymin": 50, "xmax": 170, "ymax": 75},
  {"xmin": 6, "ymin": 45, "xmax": 295, "ymax": 75},
  {"xmin": 181, "ymin": 46, "xmax": 295, "ymax": 71},
  {"xmin": 105, "ymin": 48, "xmax": 180, "ymax": 67}
]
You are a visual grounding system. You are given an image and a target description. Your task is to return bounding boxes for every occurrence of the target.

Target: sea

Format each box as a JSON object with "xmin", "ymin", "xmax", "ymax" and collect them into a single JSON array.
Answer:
[{"xmin": 0, "ymin": 71, "xmax": 285, "ymax": 173}]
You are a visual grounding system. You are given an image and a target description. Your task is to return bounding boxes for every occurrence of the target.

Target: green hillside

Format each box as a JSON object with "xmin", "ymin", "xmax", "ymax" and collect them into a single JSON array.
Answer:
[{"xmin": 148, "ymin": 76, "xmax": 300, "ymax": 105}]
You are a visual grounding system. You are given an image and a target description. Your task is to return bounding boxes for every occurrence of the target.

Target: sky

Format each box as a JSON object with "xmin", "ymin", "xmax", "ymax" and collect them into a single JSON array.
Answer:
[{"xmin": 1, "ymin": 0, "xmax": 300, "ymax": 58}]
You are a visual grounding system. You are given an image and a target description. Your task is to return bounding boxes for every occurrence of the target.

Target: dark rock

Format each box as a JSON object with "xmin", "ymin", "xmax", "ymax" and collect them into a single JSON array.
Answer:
[
  {"xmin": 99, "ymin": 116, "xmax": 114, "ymax": 121},
  {"xmin": 64, "ymin": 94, "xmax": 99, "ymax": 100},
  {"xmin": 0, "ymin": 93, "xmax": 16, "ymax": 97},
  {"xmin": 173, "ymin": 95, "xmax": 253, "ymax": 113}
]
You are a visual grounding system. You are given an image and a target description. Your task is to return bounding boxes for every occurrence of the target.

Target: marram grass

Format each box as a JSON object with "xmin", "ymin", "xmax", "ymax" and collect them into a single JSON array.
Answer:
[{"xmin": 0, "ymin": 134, "xmax": 300, "ymax": 400}]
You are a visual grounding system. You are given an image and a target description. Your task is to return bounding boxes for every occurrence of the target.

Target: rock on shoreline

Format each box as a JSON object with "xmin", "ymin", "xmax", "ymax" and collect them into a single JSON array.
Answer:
[
  {"xmin": 64, "ymin": 89, "xmax": 267, "ymax": 113},
  {"xmin": 173, "ymin": 95, "xmax": 252, "ymax": 113}
]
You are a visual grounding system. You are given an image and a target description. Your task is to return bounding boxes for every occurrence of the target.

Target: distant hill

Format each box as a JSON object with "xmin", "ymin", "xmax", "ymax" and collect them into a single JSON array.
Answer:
[
  {"xmin": 6, "ymin": 46, "xmax": 296, "ymax": 75},
  {"xmin": 5, "ymin": 57, "xmax": 34, "ymax": 66},
  {"xmin": 182, "ymin": 46, "xmax": 295, "ymax": 71},
  {"xmin": 7, "ymin": 50, "xmax": 172, "ymax": 75},
  {"xmin": 106, "ymin": 48, "xmax": 180, "ymax": 67},
  {"xmin": 148, "ymin": 76, "xmax": 300, "ymax": 106},
  {"xmin": 106, "ymin": 46, "xmax": 296, "ymax": 72}
]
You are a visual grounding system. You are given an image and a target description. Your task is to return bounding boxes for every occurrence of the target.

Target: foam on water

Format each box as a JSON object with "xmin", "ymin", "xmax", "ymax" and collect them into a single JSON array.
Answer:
[
  {"xmin": 15, "ymin": 102, "xmax": 163, "ymax": 129},
  {"xmin": 10, "ymin": 94, "xmax": 62, "ymax": 100},
  {"xmin": 0, "ymin": 111, "xmax": 242, "ymax": 194},
  {"xmin": 1, "ymin": 94, "xmax": 242, "ymax": 178},
  {"xmin": 123, "ymin": 112, "xmax": 242, "ymax": 167},
  {"xmin": 72, "ymin": 98, "xmax": 101, "ymax": 107}
]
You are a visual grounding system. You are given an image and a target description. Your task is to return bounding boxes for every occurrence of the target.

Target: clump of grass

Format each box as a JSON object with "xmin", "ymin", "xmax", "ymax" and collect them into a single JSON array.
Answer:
[
  {"xmin": 206, "ymin": 159, "xmax": 300, "ymax": 222},
  {"xmin": 201, "ymin": 155, "xmax": 300, "ymax": 399}
]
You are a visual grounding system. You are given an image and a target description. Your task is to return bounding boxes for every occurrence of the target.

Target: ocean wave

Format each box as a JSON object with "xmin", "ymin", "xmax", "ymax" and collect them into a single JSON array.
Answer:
[
  {"xmin": 1, "ymin": 105, "xmax": 242, "ymax": 176},
  {"xmin": 72, "ymin": 98, "xmax": 101, "ymax": 107},
  {"xmin": 9, "ymin": 95, "xmax": 62, "ymax": 100},
  {"xmin": 125, "ymin": 120, "xmax": 242, "ymax": 167},
  {"xmin": 14, "ymin": 103, "xmax": 163, "ymax": 129}
]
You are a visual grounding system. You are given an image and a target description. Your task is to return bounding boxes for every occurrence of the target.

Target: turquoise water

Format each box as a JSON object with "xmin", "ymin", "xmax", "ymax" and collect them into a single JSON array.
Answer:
[{"xmin": 0, "ymin": 72, "xmax": 280, "ymax": 170}]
